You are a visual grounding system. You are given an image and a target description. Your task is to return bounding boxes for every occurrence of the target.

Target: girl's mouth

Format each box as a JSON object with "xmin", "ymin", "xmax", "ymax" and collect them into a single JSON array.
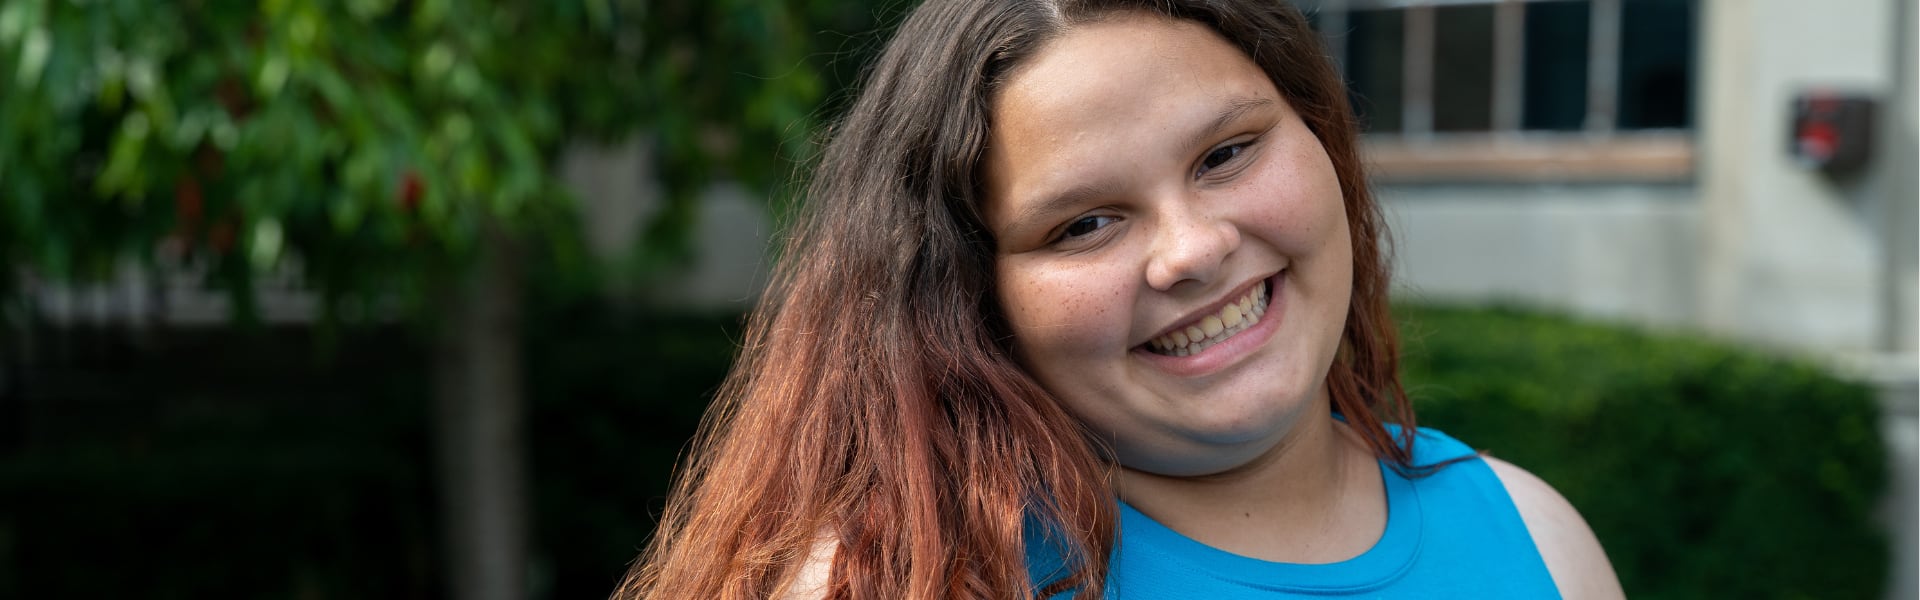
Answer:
[{"xmin": 1143, "ymin": 278, "xmax": 1272, "ymax": 357}]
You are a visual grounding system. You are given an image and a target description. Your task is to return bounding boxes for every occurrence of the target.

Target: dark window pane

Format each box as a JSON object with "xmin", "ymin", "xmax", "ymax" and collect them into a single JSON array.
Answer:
[
  {"xmin": 1433, "ymin": 5, "xmax": 1494, "ymax": 132},
  {"xmin": 1618, "ymin": 0, "xmax": 1695, "ymax": 129},
  {"xmin": 1305, "ymin": 5, "xmax": 1345, "ymax": 73},
  {"xmin": 1523, "ymin": 0, "xmax": 1590, "ymax": 131},
  {"xmin": 1347, "ymin": 9, "xmax": 1405, "ymax": 133}
]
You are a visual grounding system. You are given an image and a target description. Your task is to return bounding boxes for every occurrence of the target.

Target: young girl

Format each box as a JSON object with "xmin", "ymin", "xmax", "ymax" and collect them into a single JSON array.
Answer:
[{"xmin": 616, "ymin": 1, "xmax": 1622, "ymax": 598}]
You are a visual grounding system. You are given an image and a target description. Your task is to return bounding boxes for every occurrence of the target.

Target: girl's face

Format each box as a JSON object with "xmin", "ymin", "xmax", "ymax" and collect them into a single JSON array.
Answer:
[{"xmin": 982, "ymin": 14, "xmax": 1352, "ymax": 477}]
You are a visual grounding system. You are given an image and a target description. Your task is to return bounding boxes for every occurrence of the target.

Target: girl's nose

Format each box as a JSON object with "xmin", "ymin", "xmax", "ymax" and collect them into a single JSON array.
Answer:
[{"xmin": 1144, "ymin": 195, "xmax": 1240, "ymax": 292}]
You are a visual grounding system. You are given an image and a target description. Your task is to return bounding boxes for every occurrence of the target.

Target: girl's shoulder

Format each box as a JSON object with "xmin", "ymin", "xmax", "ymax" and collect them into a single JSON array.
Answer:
[
  {"xmin": 1482, "ymin": 456, "xmax": 1625, "ymax": 599},
  {"xmin": 1398, "ymin": 425, "xmax": 1624, "ymax": 600}
]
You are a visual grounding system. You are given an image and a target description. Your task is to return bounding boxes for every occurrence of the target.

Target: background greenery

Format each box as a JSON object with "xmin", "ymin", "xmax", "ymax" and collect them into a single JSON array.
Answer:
[
  {"xmin": 0, "ymin": 0, "xmax": 880, "ymax": 303},
  {"xmin": 0, "ymin": 304, "xmax": 1889, "ymax": 598},
  {"xmin": 1399, "ymin": 305, "xmax": 1888, "ymax": 600}
]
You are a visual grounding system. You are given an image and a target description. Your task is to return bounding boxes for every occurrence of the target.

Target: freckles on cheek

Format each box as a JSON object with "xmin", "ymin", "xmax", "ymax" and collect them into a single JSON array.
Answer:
[{"xmin": 1004, "ymin": 270, "xmax": 1122, "ymax": 348}]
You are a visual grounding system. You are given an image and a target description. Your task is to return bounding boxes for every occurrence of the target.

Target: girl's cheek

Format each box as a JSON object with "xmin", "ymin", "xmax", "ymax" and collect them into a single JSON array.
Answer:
[{"xmin": 1006, "ymin": 265, "xmax": 1129, "ymax": 346}]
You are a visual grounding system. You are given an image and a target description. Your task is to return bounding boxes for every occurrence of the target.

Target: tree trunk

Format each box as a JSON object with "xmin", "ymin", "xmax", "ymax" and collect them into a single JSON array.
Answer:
[{"xmin": 433, "ymin": 233, "xmax": 527, "ymax": 600}]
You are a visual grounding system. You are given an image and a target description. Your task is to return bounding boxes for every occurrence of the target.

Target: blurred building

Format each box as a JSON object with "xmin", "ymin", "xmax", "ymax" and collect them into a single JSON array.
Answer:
[
  {"xmin": 1307, "ymin": 0, "xmax": 1914, "ymax": 358},
  {"xmin": 1298, "ymin": 0, "xmax": 1915, "ymax": 597}
]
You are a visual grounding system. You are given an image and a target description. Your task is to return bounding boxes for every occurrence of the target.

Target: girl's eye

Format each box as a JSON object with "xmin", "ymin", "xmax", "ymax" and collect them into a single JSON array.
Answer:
[
  {"xmin": 1198, "ymin": 143, "xmax": 1246, "ymax": 175},
  {"xmin": 1060, "ymin": 215, "xmax": 1118, "ymax": 241}
]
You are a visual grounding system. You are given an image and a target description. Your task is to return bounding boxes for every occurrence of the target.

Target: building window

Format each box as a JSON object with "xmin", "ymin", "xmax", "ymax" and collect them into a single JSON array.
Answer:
[{"xmin": 1305, "ymin": 0, "xmax": 1699, "ymax": 182}]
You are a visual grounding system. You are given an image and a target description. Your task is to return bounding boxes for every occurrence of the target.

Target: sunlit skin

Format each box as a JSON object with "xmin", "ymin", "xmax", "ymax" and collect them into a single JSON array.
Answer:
[{"xmin": 983, "ymin": 14, "xmax": 1387, "ymax": 562}]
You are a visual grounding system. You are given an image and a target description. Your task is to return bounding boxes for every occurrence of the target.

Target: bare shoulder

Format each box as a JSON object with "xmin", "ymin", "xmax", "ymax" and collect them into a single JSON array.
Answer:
[{"xmin": 1483, "ymin": 456, "xmax": 1626, "ymax": 600}]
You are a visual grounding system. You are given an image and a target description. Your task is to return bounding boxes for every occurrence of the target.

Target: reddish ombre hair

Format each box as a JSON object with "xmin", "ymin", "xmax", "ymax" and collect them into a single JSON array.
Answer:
[{"xmin": 615, "ymin": 1, "xmax": 1419, "ymax": 598}]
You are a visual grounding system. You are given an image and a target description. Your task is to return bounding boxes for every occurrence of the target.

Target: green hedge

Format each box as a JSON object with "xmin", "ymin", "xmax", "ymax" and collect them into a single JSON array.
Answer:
[{"xmin": 1399, "ymin": 304, "xmax": 1888, "ymax": 600}]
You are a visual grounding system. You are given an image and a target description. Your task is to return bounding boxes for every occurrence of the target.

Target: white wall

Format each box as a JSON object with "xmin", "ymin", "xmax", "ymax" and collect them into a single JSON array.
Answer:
[
  {"xmin": 1697, "ymin": 0, "xmax": 1900, "ymax": 353},
  {"xmin": 1382, "ymin": 183, "xmax": 1700, "ymax": 329}
]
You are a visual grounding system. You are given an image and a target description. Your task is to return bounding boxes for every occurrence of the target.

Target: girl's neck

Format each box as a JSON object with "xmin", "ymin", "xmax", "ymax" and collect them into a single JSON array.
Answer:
[{"xmin": 1114, "ymin": 407, "xmax": 1388, "ymax": 564}]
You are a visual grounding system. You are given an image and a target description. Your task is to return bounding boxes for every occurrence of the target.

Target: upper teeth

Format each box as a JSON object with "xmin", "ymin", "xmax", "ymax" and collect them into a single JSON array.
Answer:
[{"xmin": 1147, "ymin": 282, "xmax": 1269, "ymax": 357}]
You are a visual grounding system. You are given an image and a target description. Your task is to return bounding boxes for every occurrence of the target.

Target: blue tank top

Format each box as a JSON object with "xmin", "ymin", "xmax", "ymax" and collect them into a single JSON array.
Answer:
[{"xmin": 1028, "ymin": 426, "xmax": 1560, "ymax": 598}]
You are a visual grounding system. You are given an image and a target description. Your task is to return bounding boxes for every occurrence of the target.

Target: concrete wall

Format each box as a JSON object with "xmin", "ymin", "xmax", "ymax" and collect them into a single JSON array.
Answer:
[
  {"xmin": 1697, "ymin": 0, "xmax": 1901, "ymax": 354},
  {"xmin": 1873, "ymin": 4, "xmax": 1917, "ymax": 599},
  {"xmin": 1381, "ymin": 183, "xmax": 1700, "ymax": 328},
  {"xmin": 1884, "ymin": 0, "xmax": 1919, "ymax": 357}
]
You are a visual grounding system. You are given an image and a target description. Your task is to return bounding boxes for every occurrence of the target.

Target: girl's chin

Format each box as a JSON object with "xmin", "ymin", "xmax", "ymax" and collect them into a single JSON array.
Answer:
[{"xmin": 1113, "ymin": 402, "xmax": 1328, "ymax": 477}]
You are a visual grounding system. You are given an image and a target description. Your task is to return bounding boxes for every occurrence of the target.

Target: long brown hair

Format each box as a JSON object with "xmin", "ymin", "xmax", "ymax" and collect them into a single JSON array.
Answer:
[{"xmin": 615, "ymin": 1, "xmax": 1416, "ymax": 598}]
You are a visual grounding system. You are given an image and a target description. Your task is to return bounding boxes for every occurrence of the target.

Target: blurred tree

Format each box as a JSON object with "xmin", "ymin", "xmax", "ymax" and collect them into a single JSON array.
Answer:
[{"xmin": 0, "ymin": 0, "xmax": 869, "ymax": 598}]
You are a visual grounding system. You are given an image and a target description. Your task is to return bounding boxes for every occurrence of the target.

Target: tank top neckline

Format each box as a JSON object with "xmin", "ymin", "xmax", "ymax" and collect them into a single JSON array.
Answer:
[{"xmin": 1113, "ymin": 457, "xmax": 1423, "ymax": 593}]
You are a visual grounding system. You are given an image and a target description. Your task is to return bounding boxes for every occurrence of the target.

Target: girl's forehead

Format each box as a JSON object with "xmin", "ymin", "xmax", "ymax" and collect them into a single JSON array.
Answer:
[
  {"xmin": 1006, "ymin": 16, "xmax": 1251, "ymax": 105},
  {"xmin": 989, "ymin": 15, "xmax": 1276, "ymax": 150},
  {"xmin": 982, "ymin": 14, "xmax": 1284, "ymax": 220}
]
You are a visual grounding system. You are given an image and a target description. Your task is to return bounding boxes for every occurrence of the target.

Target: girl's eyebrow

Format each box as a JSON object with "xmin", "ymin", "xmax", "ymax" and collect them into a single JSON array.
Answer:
[
  {"xmin": 1007, "ymin": 96, "xmax": 1274, "ymax": 231},
  {"xmin": 1012, "ymin": 178, "xmax": 1126, "ymax": 233},
  {"xmin": 1183, "ymin": 96, "xmax": 1274, "ymax": 152}
]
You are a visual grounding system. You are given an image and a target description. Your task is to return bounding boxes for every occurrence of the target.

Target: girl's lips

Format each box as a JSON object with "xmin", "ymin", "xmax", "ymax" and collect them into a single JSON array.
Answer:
[
  {"xmin": 1133, "ymin": 272, "xmax": 1285, "ymax": 378},
  {"xmin": 1143, "ymin": 277, "xmax": 1270, "ymax": 356}
]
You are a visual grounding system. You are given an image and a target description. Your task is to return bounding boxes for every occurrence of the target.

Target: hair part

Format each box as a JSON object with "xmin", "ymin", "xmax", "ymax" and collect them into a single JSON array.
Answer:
[{"xmin": 616, "ymin": 1, "xmax": 1418, "ymax": 598}]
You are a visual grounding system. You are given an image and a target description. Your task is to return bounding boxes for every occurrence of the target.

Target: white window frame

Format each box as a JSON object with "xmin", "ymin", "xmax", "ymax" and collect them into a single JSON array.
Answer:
[{"xmin": 1303, "ymin": 0, "xmax": 1695, "ymax": 183}]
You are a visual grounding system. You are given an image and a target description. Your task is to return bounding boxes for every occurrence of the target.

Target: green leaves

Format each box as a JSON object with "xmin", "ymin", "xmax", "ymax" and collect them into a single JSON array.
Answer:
[{"xmin": 1, "ymin": 0, "xmax": 867, "ymax": 319}]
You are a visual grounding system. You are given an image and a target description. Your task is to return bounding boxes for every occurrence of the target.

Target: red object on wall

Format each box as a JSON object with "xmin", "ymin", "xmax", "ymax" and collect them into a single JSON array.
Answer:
[{"xmin": 1789, "ymin": 92, "xmax": 1875, "ymax": 175}]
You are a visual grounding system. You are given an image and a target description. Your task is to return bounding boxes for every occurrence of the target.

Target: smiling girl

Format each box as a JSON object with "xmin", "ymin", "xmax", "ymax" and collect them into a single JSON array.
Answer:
[{"xmin": 615, "ymin": 1, "xmax": 1622, "ymax": 599}]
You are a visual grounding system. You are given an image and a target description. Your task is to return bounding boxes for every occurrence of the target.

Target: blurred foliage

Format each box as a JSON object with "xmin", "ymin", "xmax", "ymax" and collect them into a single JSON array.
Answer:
[
  {"xmin": 1401, "ymin": 304, "xmax": 1888, "ymax": 600},
  {"xmin": 0, "ymin": 0, "xmax": 878, "ymax": 318}
]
